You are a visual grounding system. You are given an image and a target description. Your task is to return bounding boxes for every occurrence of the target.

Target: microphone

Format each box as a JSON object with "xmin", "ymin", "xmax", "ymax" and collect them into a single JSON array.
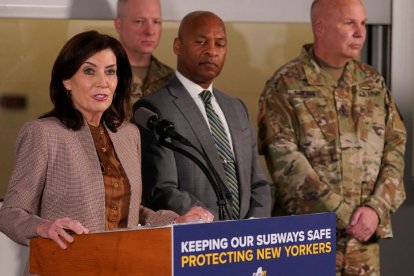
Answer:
[{"xmin": 134, "ymin": 107, "xmax": 192, "ymax": 146}]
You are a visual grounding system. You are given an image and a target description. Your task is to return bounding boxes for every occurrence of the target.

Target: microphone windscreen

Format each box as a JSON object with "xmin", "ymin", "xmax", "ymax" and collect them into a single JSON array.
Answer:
[{"xmin": 134, "ymin": 107, "xmax": 158, "ymax": 130}]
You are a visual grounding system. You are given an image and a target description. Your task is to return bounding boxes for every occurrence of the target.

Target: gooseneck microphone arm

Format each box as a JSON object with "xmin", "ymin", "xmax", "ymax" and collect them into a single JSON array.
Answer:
[
  {"xmin": 157, "ymin": 138, "xmax": 231, "ymax": 221},
  {"xmin": 186, "ymin": 141, "xmax": 233, "ymax": 217},
  {"xmin": 134, "ymin": 107, "xmax": 232, "ymax": 221}
]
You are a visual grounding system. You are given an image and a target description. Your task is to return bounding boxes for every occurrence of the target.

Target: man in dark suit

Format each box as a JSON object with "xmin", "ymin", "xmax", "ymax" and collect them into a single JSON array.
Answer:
[{"xmin": 134, "ymin": 11, "xmax": 271, "ymax": 220}]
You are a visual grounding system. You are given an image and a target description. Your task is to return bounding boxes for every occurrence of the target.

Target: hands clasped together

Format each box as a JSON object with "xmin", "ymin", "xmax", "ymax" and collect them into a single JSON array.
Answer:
[{"xmin": 346, "ymin": 206, "xmax": 379, "ymax": 242}]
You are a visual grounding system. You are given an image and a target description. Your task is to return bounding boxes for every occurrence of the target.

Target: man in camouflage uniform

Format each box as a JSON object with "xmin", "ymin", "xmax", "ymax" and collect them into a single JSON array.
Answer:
[
  {"xmin": 258, "ymin": 0, "xmax": 406, "ymax": 275},
  {"xmin": 115, "ymin": 0, "xmax": 174, "ymax": 104}
]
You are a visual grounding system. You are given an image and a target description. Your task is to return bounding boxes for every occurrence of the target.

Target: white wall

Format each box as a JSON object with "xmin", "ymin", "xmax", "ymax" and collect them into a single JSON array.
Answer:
[
  {"xmin": 0, "ymin": 202, "xmax": 29, "ymax": 276},
  {"xmin": 0, "ymin": 0, "xmax": 391, "ymax": 23}
]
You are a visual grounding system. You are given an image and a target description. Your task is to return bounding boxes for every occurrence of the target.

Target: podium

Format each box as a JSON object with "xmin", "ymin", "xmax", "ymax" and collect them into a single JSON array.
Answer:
[
  {"xmin": 30, "ymin": 213, "xmax": 336, "ymax": 276},
  {"xmin": 30, "ymin": 227, "xmax": 172, "ymax": 275}
]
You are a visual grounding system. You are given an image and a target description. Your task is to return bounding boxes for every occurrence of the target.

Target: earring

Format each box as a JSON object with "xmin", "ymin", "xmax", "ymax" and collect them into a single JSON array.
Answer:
[
  {"xmin": 113, "ymin": 92, "xmax": 117, "ymax": 98},
  {"xmin": 66, "ymin": 90, "xmax": 72, "ymax": 97}
]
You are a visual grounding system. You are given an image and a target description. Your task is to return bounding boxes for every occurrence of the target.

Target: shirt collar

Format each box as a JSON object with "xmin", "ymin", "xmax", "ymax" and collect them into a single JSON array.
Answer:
[{"xmin": 175, "ymin": 71, "xmax": 214, "ymax": 100}]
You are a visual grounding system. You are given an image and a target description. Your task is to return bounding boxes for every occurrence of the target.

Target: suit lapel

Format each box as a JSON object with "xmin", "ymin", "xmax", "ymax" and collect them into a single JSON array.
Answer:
[{"xmin": 168, "ymin": 79, "xmax": 228, "ymax": 187}]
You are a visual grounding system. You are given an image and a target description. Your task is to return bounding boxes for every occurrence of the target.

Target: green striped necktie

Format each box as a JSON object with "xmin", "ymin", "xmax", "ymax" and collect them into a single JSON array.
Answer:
[{"xmin": 199, "ymin": 90, "xmax": 240, "ymax": 219}]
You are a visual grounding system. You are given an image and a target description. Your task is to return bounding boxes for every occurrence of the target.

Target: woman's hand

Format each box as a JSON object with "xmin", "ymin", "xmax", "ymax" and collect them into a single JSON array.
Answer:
[
  {"xmin": 36, "ymin": 217, "xmax": 89, "ymax": 249},
  {"xmin": 174, "ymin": 206, "xmax": 214, "ymax": 224}
]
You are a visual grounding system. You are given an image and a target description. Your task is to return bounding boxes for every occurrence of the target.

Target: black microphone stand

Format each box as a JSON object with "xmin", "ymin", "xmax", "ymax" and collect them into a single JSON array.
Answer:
[
  {"xmin": 157, "ymin": 138, "xmax": 232, "ymax": 221},
  {"xmin": 134, "ymin": 106, "xmax": 232, "ymax": 220}
]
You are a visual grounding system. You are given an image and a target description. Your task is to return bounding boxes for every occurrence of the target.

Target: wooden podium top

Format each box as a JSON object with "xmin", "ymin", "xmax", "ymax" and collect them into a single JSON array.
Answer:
[{"xmin": 30, "ymin": 227, "xmax": 172, "ymax": 276}]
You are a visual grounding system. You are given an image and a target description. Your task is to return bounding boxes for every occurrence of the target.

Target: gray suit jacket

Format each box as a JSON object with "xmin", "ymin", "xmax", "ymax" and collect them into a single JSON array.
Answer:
[
  {"xmin": 135, "ymin": 76, "xmax": 271, "ymax": 219},
  {"xmin": 0, "ymin": 117, "xmax": 177, "ymax": 246}
]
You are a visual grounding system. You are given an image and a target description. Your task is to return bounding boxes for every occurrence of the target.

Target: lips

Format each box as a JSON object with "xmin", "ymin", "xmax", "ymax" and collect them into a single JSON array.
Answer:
[
  {"xmin": 349, "ymin": 43, "xmax": 362, "ymax": 50},
  {"xmin": 93, "ymin": 94, "xmax": 109, "ymax": 101},
  {"xmin": 200, "ymin": 62, "xmax": 218, "ymax": 70},
  {"xmin": 141, "ymin": 40, "xmax": 155, "ymax": 46}
]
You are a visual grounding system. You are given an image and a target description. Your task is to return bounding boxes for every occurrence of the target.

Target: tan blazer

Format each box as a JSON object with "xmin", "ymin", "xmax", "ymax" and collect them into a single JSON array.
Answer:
[{"xmin": 0, "ymin": 117, "xmax": 176, "ymax": 246}]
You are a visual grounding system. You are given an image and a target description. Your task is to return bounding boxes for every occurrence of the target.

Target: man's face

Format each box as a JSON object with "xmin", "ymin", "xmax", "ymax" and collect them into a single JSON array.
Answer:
[
  {"xmin": 174, "ymin": 14, "xmax": 227, "ymax": 88},
  {"xmin": 115, "ymin": 0, "xmax": 161, "ymax": 57},
  {"xmin": 317, "ymin": 0, "xmax": 366, "ymax": 65}
]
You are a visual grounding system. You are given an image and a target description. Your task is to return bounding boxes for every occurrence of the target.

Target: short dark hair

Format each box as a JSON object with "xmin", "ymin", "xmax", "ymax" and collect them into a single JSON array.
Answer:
[{"xmin": 41, "ymin": 30, "xmax": 132, "ymax": 132}]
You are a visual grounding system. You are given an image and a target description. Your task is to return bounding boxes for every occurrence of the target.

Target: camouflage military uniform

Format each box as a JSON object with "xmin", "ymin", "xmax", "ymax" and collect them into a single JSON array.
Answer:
[
  {"xmin": 130, "ymin": 55, "xmax": 174, "ymax": 105},
  {"xmin": 258, "ymin": 44, "xmax": 406, "ymax": 275}
]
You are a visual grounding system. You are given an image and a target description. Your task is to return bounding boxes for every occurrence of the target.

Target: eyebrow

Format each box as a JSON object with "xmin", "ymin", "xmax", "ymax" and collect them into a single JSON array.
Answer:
[
  {"xmin": 83, "ymin": 61, "xmax": 117, "ymax": 68},
  {"xmin": 344, "ymin": 16, "xmax": 367, "ymax": 22},
  {"xmin": 194, "ymin": 34, "xmax": 226, "ymax": 40}
]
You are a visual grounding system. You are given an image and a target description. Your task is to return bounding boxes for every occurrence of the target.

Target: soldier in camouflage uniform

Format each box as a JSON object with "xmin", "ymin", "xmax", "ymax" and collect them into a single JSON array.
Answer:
[
  {"xmin": 129, "ymin": 55, "xmax": 174, "ymax": 104},
  {"xmin": 115, "ymin": 0, "xmax": 174, "ymax": 105},
  {"xmin": 258, "ymin": 0, "xmax": 406, "ymax": 275}
]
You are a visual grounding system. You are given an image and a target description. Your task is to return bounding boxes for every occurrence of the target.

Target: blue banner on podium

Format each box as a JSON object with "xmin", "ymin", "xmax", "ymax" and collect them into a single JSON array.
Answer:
[{"xmin": 173, "ymin": 212, "xmax": 336, "ymax": 276}]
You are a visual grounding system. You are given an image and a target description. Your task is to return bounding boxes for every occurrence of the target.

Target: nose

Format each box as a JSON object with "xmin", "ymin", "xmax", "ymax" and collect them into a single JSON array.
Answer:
[
  {"xmin": 354, "ymin": 23, "xmax": 366, "ymax": 38},
  {"xmin": 204, "ymin": 41, "xmax": 218, "ymax": 56},
  {"xmin": 96, "ymin": 72, "xmax": 109, "ymax": 88},
  {"xmin": 144, "ymin": 21, "xmax": 155, "ymax": 35}
]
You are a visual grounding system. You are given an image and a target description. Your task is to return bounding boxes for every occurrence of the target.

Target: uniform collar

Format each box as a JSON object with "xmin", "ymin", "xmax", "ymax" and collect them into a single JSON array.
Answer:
[{"xmin": 301, "ymin": 44, "xmax": 369, "ymax": 87}]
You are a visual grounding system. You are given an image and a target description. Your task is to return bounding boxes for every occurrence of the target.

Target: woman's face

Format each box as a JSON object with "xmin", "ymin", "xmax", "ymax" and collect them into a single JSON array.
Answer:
[{"xmin": 63, "ymin": 49, "xmax": 118, "ymax": 126}]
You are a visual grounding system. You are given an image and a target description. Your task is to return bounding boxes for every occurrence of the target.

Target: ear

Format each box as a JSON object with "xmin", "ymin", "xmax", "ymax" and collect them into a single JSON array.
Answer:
[
  {"xmin": 63, "ymin": 79, "xmax": 72, "ymax": 91},
  {"xmin": 313, "ymin": 20, "xmax": 324, "ymax": 39},
  {"xmin": 173, "ymin": 37, "xmax": 181, "ymax": 55},
  {"xmin": 114, "ymin": 18, "xmax": 121, "ymax": 34}
]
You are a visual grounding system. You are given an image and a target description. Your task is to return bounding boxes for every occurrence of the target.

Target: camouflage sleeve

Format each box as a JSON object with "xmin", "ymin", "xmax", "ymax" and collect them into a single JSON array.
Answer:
[
  {"xmin": 363, "ymin": 84, "xmax": 406, "ymax": 238},
  {"xmin": 258, "ymin": 79, "xmax": 353, "ymax": 230}
]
